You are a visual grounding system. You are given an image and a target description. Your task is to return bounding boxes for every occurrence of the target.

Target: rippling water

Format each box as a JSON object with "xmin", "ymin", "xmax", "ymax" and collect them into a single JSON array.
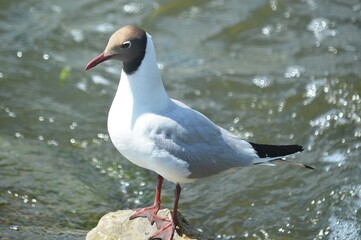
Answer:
[{"xmin": 1, "ymin": 0, "xmax": 360, "ymax": 239}]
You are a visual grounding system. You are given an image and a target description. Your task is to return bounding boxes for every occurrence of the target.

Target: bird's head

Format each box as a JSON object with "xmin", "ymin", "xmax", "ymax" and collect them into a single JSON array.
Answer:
[{"xmin": 85, "ymin": 25, "xmax": 147, "ymax": 73}]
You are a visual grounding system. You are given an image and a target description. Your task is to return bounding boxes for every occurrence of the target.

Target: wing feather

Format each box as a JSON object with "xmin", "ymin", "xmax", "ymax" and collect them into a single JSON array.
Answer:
[{"xmin": 148, "ymin": 100, "xmax": 255, "ymax": 179}]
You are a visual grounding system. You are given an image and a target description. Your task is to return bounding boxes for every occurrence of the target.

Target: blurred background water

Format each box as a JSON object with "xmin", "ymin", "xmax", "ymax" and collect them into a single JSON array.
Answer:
[{"xmin": 1, "ymin": 0, "xmax": 360, "ymax": 239}]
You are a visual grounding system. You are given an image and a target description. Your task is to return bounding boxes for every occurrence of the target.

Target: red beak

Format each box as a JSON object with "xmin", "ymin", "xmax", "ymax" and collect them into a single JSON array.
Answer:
[{"xmin": 85, "ymin": 52, "xmax": 112, "ymax": 70}]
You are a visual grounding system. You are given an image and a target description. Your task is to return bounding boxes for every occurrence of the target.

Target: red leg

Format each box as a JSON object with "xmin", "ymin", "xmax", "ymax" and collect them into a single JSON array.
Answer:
[
  {"xmin": 172, "ymin": 184, "xmax": 181, "ymax": 225},
  {"xmin": 149, "ymin": 184, "xmax": 181, "ymax": 240},
  {"xmin": 130, "ymin": 175, "xmax": 163, "ymax": 224}
]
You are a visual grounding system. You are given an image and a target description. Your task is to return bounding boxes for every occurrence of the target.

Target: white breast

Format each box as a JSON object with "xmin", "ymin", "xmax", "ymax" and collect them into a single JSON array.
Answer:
[{"xmin": 108, "ymin": 103, "xmax": 193, "ymax": 183}]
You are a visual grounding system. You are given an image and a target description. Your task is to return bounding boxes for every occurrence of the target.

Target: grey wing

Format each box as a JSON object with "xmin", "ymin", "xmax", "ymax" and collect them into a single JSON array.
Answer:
[{"xmin": 150, "ymin": 103, "xmax": 256, "ymax": 179}]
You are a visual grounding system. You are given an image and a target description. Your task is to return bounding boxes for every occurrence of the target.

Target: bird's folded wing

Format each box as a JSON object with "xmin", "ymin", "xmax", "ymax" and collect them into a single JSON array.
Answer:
[{"xmin": 146, "ymin": 101, "xmax": 256, "ymax": 179}]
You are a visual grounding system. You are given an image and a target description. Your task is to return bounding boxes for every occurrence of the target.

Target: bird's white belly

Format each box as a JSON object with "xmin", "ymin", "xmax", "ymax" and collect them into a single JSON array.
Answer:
[{"xmin": 107, "ymin": 105, "xmax": 193, "ymax": 184}]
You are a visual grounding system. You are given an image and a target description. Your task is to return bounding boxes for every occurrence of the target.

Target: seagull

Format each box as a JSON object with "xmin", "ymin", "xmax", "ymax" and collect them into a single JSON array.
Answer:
[{"xmin": 85, "ymin": 25, "xmax": 313, "ymax": 240}]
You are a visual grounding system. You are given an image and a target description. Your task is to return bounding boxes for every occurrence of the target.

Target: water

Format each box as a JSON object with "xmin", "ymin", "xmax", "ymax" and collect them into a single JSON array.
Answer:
[{"xmin": 1, "ymin": 0, "xmax": 360, "ymax": 239}]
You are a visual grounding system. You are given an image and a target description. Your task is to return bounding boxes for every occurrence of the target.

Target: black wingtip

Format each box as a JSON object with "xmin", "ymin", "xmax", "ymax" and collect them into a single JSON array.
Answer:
[
  {"xmin": 303, "ymin": 164, "xmax": 315, "ymax": 170},
  {"xmin": 249, "ymin": 142, "xmax": 315, "ymax": 170},
  {"xmin": 249, "ymin": 142, "xmax": 303, "ymax": 158}
]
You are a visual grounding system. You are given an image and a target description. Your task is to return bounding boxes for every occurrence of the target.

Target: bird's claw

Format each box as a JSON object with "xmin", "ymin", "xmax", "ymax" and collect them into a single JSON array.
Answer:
[
  {"xmin": 148, "ymin": 221, "xmax": 175, "ymax": 240},
  {"xmin": 129, "ymin": 204, "xmax": 160, "ymax": 224}
]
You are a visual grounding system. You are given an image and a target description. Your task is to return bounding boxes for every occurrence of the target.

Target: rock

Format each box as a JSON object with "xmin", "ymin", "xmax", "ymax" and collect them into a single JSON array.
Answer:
[{"xmin": 86, "ymin": 209, "xmax": 213, "ymax": 240}]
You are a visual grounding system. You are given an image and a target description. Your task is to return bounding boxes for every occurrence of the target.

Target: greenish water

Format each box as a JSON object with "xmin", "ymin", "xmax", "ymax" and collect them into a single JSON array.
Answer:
[{"xmin": 1, "ymin": 0, "xmax": 360, "ymax": 239}]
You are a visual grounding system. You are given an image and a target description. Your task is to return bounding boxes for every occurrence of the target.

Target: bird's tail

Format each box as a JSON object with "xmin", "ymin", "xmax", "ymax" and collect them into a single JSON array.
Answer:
[{"xmin": 250, "ymin": 142, "xmax": 314, "ymax": 169}]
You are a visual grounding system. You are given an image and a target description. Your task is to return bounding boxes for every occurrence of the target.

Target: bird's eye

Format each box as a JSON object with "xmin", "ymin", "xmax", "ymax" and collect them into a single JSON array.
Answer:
[{"xmin": 121, "ymin": 41, "xmax": 132, "ymax": 49}]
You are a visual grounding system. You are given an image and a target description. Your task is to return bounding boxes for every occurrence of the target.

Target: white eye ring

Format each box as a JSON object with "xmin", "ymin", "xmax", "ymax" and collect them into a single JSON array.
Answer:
[{"xmin": 121, "ymin": 41, "xmax": 132, "ymax": 49}]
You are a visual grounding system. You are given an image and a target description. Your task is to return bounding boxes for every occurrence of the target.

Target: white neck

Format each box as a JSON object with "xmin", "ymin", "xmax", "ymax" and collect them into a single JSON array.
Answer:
[{"xmin": 112, "ymin": 33, "xmax": 171, "ymax": 117}]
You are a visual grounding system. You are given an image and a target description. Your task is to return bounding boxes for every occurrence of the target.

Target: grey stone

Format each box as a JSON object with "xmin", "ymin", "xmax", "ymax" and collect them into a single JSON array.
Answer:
[{"xmin": 86, "ymin": 209, "xmax": 213, "ymax": 240}]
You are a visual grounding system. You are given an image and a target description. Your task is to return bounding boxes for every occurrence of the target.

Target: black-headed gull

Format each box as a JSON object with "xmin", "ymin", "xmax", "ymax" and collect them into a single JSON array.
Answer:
[{"xmin": 85, "ymin": 25, "xmax": 312, "ymax": 240}]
